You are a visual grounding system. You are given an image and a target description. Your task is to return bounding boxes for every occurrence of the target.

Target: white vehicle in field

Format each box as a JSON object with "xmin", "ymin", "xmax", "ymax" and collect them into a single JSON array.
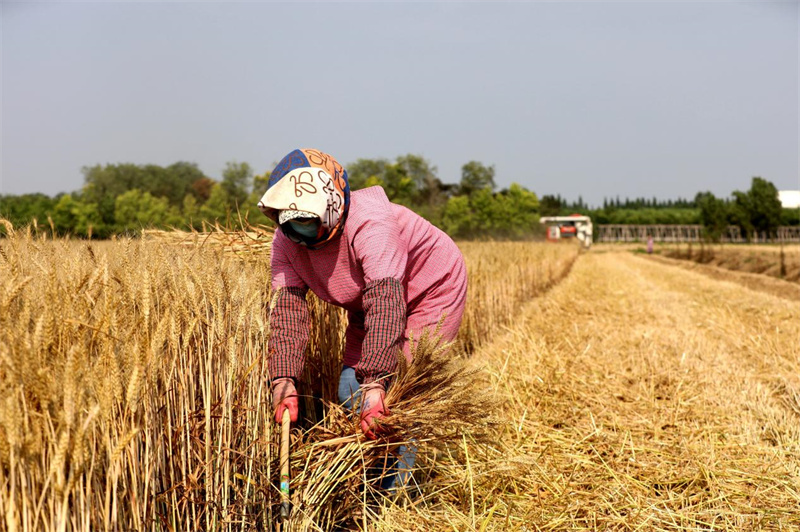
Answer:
[{"xmin": 540, "ymin": 215, "xmax": 593, "ymax": 249}]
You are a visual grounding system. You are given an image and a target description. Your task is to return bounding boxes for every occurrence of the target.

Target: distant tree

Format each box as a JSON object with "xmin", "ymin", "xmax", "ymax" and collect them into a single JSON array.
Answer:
[
  {"xmin": 0, "ymin": 193, "xmax": 56, "ymax": 229},
  {"xmin": 81, "ymin": 162, "xmax": 210, "ymax": 228},
  {"xmin": 51, "ymin": 194, "xmax": 103, "ymax": 237},
  {"xmin": 51, "ymin": 195, "xmax": 79, "ymax": 235},
  {"xmin": 730, "ymin": 177, "xmax": 782, "ymax": 240},
  {"xmin": 114, "ymin": 189, "xmax": 172, "ymax": 233},
  {"xmin": 221, "ymin": 161, "xmax": 252, "ymax": 209},
  {"xmin": 379, "ymin": 163, "xmax": 416, "ymax": 206},
  {"xmin": 346, "ymin": 155, "xmax": 451, "ymax": 223},
  {"xmin": 469, "ymin": 188, "xmax": 497, "ymax": 234},
  {"xmin": 246, "ymin": 171, "xmax": 272, "ymax": 217},
  {"xmin": 696, "ymin": 191, "xmax": 728, "ymax": 242},
  {"xmin": 459, "ymin": 161, "xmax": 496, "ymax": 197},
  {"xmin": 781, "ymin": 208, "xmax": 800, "ymax": 227},
  {"xmin": 395, "ymin": 154, "xmax": 444, "ymax": 207},
  {"xmin": 539, "ymin": 195, "xmax": 563, "ymax": 217},
  {"xmin": 584, "ymin": 206, "xmax": 699, "ymax": 225},
  {"xmin": 727, "ymin": 191, "xmax": 752, "ymax": 238},
  {"xmin": 441, "ymin": 183, "xmax": 538, "ymax": 239},
  {"xmin": 501, "ymin": 183, "xmax": 539, "ymax": 237},
  {"xmin": 182, "ymin": 195, "xmax": 201, "ymax": 229},
  {"xmin": 746, "ymin": 177, "xmax": 782, "ymax": 237},
  {"xmin": 395, "ymin": 154, "xmax": 436, "ymax": 192},
  {"xmin": 191, "ymin": 177, "xmax": 215, "ymax": 202},
  {"xmin": 139, "ymin": 165, "xmax": 169, "ymax": 204},
  {"xmin": 200, "ymin": 183, "xmax": 232, "ymax": 224},
  {"xmin": 162, "ymin": 162, "xmax": 208, "ymax": 205},
  {"xmin": 82, "ymin": 164, "xmax": 140, "ymax": 228},
  {"xmin": 82, "ymin": 164, "xmax": 138, "ymax": 200},
  {"xmin": 252, "ymin": 171, "xmax": 271, "ymax": 197},
  {"xmin": 345, "ymin": 155, "xmax": 441, "ymax": 207},
  {"xmin": 441, "ymin": 195, "xmax": 474, "ymax": 238},
  {"xmin": 346, "ymin": 158, "xmax": 391, "ymax": 191}
]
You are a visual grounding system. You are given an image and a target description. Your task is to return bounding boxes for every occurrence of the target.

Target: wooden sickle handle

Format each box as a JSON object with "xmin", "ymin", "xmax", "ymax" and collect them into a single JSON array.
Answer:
[{"xmin": 280, "ymin": 408, "xmax": 291, "ymax": 521}]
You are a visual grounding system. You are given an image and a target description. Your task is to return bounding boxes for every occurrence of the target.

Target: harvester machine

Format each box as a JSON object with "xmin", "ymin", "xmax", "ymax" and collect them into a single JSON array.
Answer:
[{"xmin": 540, "ymin": 214, "xmax": 593, "ymax": 249}]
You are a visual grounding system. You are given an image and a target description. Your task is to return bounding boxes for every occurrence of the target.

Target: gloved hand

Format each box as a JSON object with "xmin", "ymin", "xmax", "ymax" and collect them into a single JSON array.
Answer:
[
  {"xmin": 359, "ymin": 383, "xmax": 387, "ymax": 440},
  {"xmin": 272, "ymin": 377, "xmax": 298, "ymax": 423}
]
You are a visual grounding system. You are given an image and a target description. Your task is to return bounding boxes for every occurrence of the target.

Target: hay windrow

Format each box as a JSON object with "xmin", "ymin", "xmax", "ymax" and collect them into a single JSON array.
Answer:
[
  {"xmin": 279, "ymin": 339, "xmax": 499, "ymax": 531},
  {"xmin": 646, "ymin": 253, "xmax": 800, "ymax": 302},
  {"xmin": 661, "ymin": 242, "xmax": 800, "ymax": 283},
  {"xmin": 143, "ymin": 221, "xmax": 275, "ymax": 256},
  {"xmin": 422, "ymin": 251, "xmax": 800, "ymax": 531}
]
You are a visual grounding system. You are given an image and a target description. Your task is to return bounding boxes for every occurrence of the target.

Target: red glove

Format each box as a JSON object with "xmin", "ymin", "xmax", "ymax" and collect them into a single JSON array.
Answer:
[
  {"xmin": 359, "ymin": 383, "xmax": 387, "ymax": 440},
  {"xmin": 272, "ymin": 378, "xmax": 298, "ymax": 423}
]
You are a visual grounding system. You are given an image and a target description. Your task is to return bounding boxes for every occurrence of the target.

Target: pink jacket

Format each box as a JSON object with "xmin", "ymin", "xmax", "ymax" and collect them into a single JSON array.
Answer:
[{"xmin": 269, "ymin": 187, "xmax": 467, "ymax": 384}]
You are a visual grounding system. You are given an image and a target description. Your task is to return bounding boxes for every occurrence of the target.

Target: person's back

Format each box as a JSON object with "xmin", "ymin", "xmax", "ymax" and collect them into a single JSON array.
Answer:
[
  {"xmin": 275, "ymin": 186, "xmax": 463, "ymax": 307},
  {"xmin": 270, "ymin": 184, "xmax": 467, "ymax": 361}
]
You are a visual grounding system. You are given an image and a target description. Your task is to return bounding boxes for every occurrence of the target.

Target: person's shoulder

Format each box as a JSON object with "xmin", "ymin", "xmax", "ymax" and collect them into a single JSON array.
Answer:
[
  {"xmin": 348, "ymin": 186, "xmax": 392, "ymax": 223},
  {"xmin": 351, "ymin": 186, "xmax": 390, "ymax": 206}
]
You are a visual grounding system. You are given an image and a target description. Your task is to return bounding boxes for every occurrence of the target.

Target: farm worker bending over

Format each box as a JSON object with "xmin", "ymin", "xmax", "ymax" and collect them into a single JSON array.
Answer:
[{"xmin": 258, "ymin": 148, "xmax": 467, "ymax": 489}]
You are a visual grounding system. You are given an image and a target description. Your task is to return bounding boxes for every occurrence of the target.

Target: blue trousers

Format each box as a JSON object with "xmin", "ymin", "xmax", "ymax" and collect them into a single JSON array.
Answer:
[{"xmin": 337, "ymin": 366, "xmax": 417, "ymax": 493}]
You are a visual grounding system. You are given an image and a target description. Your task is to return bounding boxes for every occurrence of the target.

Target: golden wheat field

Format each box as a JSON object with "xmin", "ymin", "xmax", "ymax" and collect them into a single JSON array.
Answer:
[{"xmin": 2, "ymin": 224, "xmax": 799, "ymax": 531}]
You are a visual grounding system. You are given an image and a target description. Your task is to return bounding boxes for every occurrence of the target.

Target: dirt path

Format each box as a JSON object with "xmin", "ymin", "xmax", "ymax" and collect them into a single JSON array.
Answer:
[{"xmin": 474, "ymin": 251, "xmax": 800, "ymax": 531}]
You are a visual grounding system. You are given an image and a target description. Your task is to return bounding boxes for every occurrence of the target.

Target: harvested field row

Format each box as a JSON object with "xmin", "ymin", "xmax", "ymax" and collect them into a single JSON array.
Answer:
[
  {"xmin": 645, "ymin": 254, "xmax": 800, "ymax": 303},
  {"xmin": 660, "ymin": 244, "xmax": 800, "ymax": 283},
  {"xmin": 384, "ymin": 251, "xmax": 799, "ymax": 530}
]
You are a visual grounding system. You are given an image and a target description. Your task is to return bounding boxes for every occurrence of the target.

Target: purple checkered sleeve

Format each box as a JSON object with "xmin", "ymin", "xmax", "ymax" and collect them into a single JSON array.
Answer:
[
  {"xmin": 355, "ymin": 277, "xmax": 407, "ymax": 385},
  {"xmin": 268, "ymin": 286, "xmax": 310, "ymax": 380}
]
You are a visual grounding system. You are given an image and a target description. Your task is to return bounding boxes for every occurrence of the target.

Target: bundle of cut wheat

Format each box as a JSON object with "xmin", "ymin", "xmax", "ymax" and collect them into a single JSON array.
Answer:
[
  {"xmin": 273, "ymin": 331, "xmax": 498, "ymax": 531},
  {"xmin": 143, "ymin": 221, "xmax": 274, "ymax": 256}
]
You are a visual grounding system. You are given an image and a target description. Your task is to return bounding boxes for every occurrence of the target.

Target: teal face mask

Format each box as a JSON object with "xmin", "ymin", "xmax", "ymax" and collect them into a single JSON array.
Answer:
[{"xmin": 288, "ymin": 220, "xmax": 319, "ymax": 238}]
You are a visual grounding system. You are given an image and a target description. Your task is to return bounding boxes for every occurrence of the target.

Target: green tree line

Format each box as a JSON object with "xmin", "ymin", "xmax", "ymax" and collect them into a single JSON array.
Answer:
[
  {"xmin": 2, "ymin": 159, "xmax": 794, "ymax": 240},
  {"xmin": 0, "ymin": 161, "xmax": 259, "ymax": 238},
  {"xmin": 346, "ymin": 156, "xmax": 539, "ymax": 239},
  {"xmin": 0, "ymin": 156, "xmax": 540, "ymax": 239},
  {"xmin": 695, "ymin": 177, "xmax": 797, "ymax": 241},
  {"xmin": 541, "ymin": 177, "xmax": 798, "ymax": 240}
]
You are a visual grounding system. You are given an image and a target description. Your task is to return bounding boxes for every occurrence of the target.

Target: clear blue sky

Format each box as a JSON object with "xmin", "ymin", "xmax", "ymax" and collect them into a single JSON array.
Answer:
[{"xmin": 2, "ymin": 1, "xmax": 797, "ymax": 207}]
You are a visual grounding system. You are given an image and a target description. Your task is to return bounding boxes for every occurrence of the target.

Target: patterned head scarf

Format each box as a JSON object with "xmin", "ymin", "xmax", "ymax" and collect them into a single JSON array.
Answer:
[{"xmin": 257, "ymin": 148, "xmax": 350, "ymax": 248}]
